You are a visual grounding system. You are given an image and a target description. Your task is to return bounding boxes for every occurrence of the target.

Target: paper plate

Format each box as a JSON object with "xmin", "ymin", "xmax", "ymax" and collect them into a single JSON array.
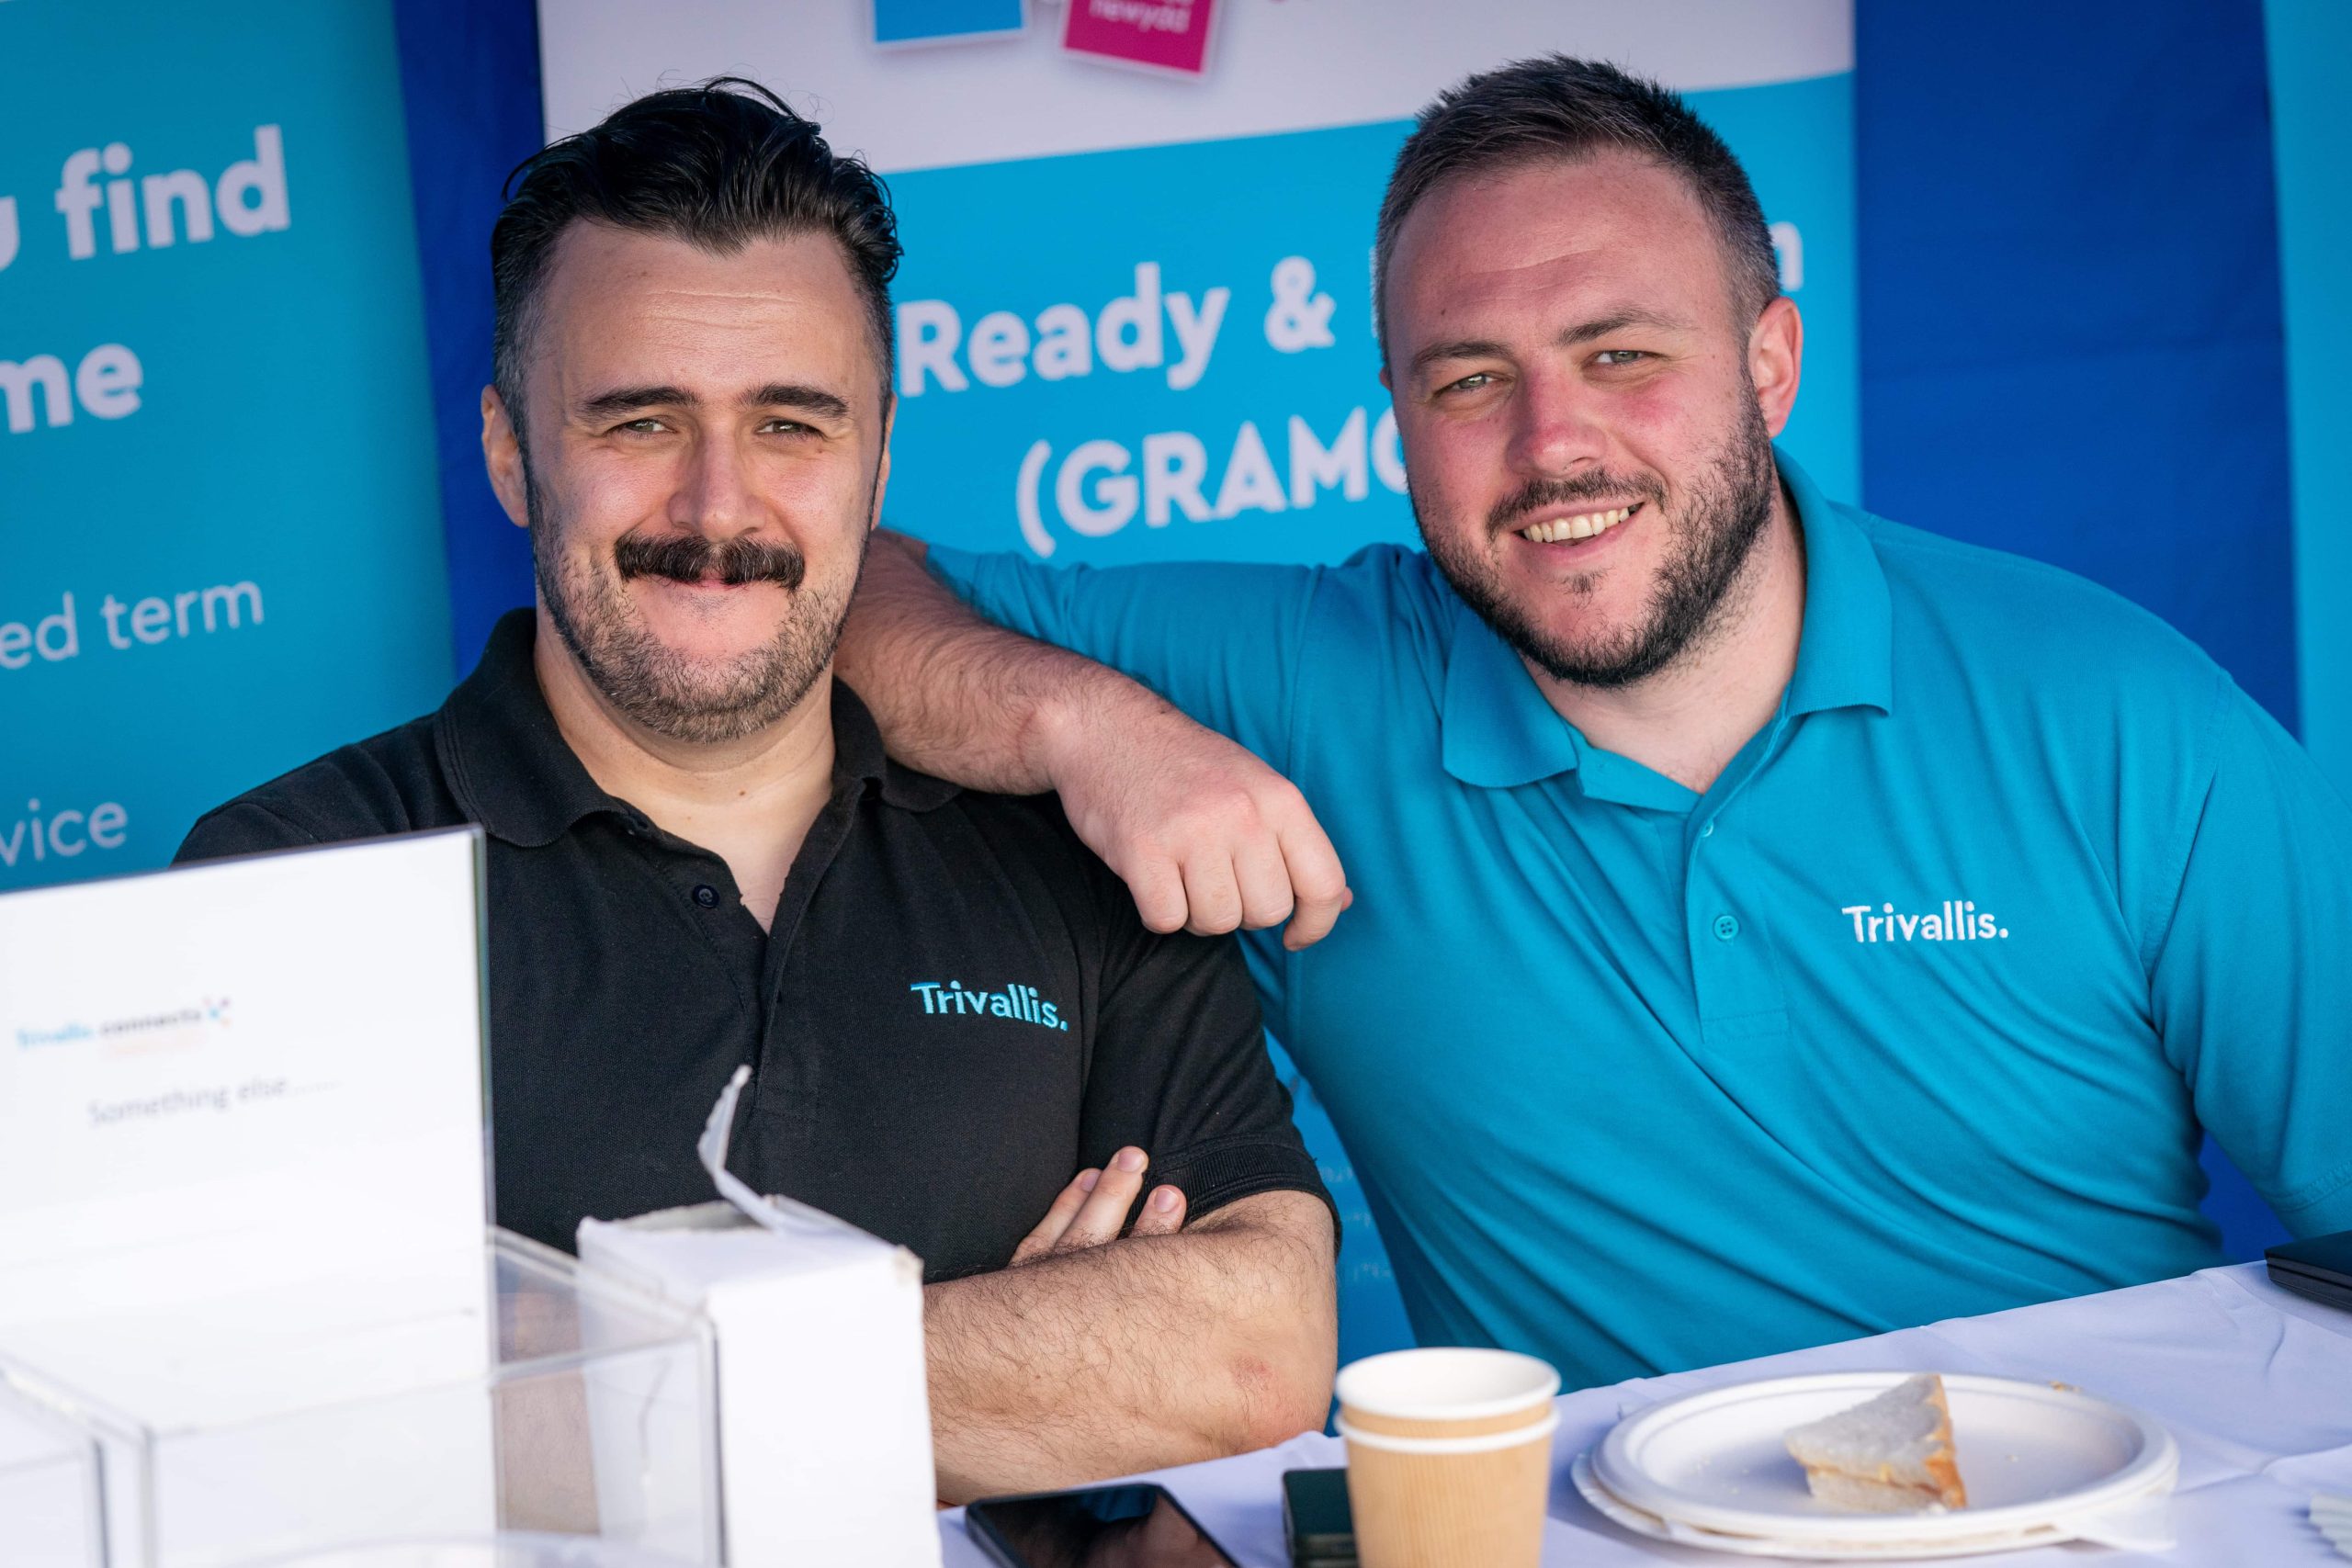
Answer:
[
  {"xmin": 1573, "ymin": 1451, "xmax": 2091, "ymax": 1560},
  {"xmin": 1579, "ymin": 1371, "xmax": 2177, "ymax": 1559}
]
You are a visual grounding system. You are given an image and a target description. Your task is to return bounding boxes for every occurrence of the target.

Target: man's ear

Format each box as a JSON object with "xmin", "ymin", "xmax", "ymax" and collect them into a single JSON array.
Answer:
[
  {"xmin": 868, "ymin": 400, "xmax": 896, "ymax": 533},
  {"xmin": 1749, "ymin": 296, "xmax": 1804, "ymax": 439},
  {"xmin": 481, "ymin": 385, "xmax": 530, "ymax": 528}
]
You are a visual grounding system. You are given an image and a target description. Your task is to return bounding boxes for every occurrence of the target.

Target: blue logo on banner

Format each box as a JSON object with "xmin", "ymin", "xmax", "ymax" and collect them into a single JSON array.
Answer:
[{"xmin": 874, "ymin": 0, "xmax": 1027, "ymax": 47}]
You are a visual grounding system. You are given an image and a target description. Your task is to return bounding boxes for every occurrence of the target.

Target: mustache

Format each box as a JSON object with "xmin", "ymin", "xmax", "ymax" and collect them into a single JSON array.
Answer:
[
  {"xmin": 1487, "ymin": 471, "xmax": 1668, "ymax": 533},
  {"xmin": 613, "ymin": 532, "xmax": 807, "ymax": 590}
]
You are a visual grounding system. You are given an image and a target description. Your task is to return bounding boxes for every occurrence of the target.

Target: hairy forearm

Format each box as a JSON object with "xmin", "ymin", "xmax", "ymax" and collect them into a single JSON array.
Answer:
[
  {"xmin": 922, "ymin": 1193, "xmax": 1337, "ymax": 1504},
  {"xmin": 836, "ymin": 529, "xmax": 1166, "ymax": 794}
]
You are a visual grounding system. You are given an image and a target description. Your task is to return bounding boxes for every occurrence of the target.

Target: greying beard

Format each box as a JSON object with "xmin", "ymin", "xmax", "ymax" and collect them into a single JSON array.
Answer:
[
  {"xmin": 526, "ymin": 452, "xmax": 868, "ymax": 744},
  {"xmin": 1417, "ymin": 396, "xmax": 1779, "ymax": 691}
]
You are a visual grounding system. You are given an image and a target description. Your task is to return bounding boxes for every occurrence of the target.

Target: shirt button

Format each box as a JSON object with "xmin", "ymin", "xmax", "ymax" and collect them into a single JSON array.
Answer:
[
  {"xmin": 1701, "ymin": 820, "xmax": 1716, "ymax": 839},
  {"xmin": 692, "ymin": 884, "xmax": 720, "ymax": 908},
  {"xmin": 1713, "ymin": 912, "xmax": 1741, "ymax": 942}
]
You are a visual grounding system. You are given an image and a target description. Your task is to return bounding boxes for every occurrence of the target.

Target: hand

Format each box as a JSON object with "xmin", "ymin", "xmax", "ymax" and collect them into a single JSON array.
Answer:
[
  {"xmin": 1010, "ymin": 1145, "xmax": 1188, "ymax": 1266},
  {"xmin": 1037, "ymin": 690, "xmax": 1352, "ymax": 951}
]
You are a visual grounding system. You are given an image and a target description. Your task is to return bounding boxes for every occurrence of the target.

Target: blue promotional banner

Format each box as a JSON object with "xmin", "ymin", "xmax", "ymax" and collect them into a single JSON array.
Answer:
[
  {"xmin": 540, "ymin": 0, "xmax": 1855, "ymax": 1365},
  {"xmin": 878, "ymin": 72, "xmax": 1853, "ymax": 570},
  {"xmin": 0, "ymin": 0, "xmax": 451, "ymax": 892}
]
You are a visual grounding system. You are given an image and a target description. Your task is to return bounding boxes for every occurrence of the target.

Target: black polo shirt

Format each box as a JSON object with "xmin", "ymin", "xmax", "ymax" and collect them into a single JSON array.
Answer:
[{"xmin": 175, "ymin": 610, "xmax": 1329, "ymax": 1279}]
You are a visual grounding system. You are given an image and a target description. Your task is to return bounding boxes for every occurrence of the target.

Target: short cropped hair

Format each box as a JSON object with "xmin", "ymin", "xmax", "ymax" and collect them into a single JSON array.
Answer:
[
  {"xmin": 1374, "ymin": 56, "xmax": 1780, "ymax": 352},
  {"xmin": 491, "ymin": 77, "xmax": 901, "ymax": 433}
]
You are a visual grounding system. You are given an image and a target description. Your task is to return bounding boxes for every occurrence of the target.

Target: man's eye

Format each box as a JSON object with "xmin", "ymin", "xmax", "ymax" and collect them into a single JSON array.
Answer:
[
  {"xmin": 1593, "ymin": 350, "xmax": 1650, "ymax": 367},
  {"xmin": 616, "ymin": 417, "xmax": 670, "ymax": 434},
  {"xmin": 1441, "ymin": 371, "xmax": 1496, "ymax": 395},
  {"xmin": 760, "ymin": 418, "xmax": 812, "ymax": 436}
]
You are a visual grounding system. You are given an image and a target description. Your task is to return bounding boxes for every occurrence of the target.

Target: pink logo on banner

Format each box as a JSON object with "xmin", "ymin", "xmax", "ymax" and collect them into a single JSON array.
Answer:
[{"xmin": 1060, "ymin": 0, "xmax": 1216, "ymax": 76}]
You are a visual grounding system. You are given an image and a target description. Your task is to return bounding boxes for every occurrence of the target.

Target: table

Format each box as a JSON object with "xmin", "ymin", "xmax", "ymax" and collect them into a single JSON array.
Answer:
[{"xmin": 941, "ymin": 1264, "xmax": 2352, "ymax": 1565}]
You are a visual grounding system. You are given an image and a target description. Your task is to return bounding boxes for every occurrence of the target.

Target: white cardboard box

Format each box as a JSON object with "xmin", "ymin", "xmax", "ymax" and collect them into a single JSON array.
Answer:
[{"xmin": 578, "ymin": 1087, "xmax": 943, "ymax": 1568}]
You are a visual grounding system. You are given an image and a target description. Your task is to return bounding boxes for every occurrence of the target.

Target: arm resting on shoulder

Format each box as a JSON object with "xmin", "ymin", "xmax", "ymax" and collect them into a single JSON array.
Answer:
[
  {"xmin": 839, "ymin": 531, "xmax": 1351, "ymax": 946},
  {"xmin": 922, "ymin": 1189, "xmax": 1338, "ymax": 1504},
  {"xmin": 837, "ymin": 529, "xmax": 1169, "ymax": 794}
]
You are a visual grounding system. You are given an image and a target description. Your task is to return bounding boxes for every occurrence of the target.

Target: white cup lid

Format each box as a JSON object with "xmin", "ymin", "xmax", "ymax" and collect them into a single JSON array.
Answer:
[{"xmin": 1335, "ymin": 1347, "xmax": 1561, "ymax": 1422}]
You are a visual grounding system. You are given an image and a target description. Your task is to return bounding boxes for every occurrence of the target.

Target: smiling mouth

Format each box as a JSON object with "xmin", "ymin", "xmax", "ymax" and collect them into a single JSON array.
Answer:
[{"xmin": 1516, "ymin": 502, "xmax": 1642, "ymax": 545}]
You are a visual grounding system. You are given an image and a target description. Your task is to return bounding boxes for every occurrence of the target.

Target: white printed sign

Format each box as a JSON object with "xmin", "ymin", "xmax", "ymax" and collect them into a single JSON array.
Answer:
[{"xmin": 0, "ymin": 829, "xmax": 489, "ymax": 1328}]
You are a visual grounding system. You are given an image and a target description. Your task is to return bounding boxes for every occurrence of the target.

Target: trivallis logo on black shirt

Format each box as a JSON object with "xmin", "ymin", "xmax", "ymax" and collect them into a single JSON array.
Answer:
[
  {"xmin": 909, "ymin": 979, "xmax": 1071, "ymax": 1032},
  {"xmin": 1838, "ymin": 900, "xmax": 2009, "ymax": 943}
]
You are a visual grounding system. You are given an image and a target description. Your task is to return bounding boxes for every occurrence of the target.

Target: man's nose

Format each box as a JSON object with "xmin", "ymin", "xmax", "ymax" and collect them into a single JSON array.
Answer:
[
  {"xmin": 1505, "ymin": 368, "xmax": 1609, "ymax": 477},
  {"xmin": 671, "ymin": 431, "xmax": 758, "ymax": 536}
]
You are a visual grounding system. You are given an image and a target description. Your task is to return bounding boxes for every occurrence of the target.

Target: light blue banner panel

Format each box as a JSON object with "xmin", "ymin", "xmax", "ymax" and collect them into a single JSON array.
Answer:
[
  {"xmin": 0, "ymin": 0, "xmax": 451, "ymax": 891},
  {"xmin": 2267, "ymin": 0, "xmax": 2352, "ymax": 797},
  {"xmin": 882, "ymin": 72, "xmax": 1858, "ymax": 565}
]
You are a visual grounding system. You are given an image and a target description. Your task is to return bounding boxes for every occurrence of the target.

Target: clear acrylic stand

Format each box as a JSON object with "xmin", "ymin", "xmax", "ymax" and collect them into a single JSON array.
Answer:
[{"xmin": 0, "ymin": 1229, "xmax": 718, "ymax": 1568}]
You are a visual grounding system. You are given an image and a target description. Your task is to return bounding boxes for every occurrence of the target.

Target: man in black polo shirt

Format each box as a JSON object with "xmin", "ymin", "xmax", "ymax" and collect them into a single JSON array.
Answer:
[{"xmin": 175, "ymin": 80, "xmax": 1335, "ymax": 1503}]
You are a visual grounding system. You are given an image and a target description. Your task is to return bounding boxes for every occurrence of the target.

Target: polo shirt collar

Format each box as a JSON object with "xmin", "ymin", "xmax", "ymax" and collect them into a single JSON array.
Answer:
[
  {"xmin": 1439, "ymin": 596, "xmax": 1585, "ymax": 789},
  {"xmin": 436, "ymin": 611, "xmax": 618, "ymax": 848},
  {"xmin": 435, "ymin": 608, "xmax": 957, "ymax": 846},
  {"xmin": 1439, "ymin": 447, "xmax": 1893, "ymax": 791},
  {"xmin": 842, "ymin": 684, "xmax": 963, "ymax": 813},
  {"xmin": 1777, "ymin": 452, "xmax": 1894, "ymax": 720}
]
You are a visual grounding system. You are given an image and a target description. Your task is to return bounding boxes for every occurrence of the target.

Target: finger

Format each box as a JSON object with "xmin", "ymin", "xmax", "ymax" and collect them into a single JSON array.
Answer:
[
  {"xmin": 1128, "ymin": 1183, "xmax": 1187, "ymax": 1237},
  {"xmin": 1121, "ymin": 855, "xmax": 1192, "ymax": 936},
  {"xmin": 1181, "ymin": 856, "xmax": 1245, "ymax": 936},
  {"xmin": 1012, "ymin": 1168, "xmax": 1098, "ymax": 1266},
  {"xmin": 1056, "ymin": 1146, "xmax": 1148, "ymax": 1252},
  {"xmin": 1231, "ymin": 831, "xmax": 1297, "ymax": 932},
  {"xmin": 1279, "ymin": 819, "xmax": 1352, "ymax": 951}
]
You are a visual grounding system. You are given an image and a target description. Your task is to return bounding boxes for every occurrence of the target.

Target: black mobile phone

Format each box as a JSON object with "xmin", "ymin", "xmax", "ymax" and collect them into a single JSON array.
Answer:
[
  {"xmin": 967, "ymin": 1483, "xmax": 1243, "ymax": 1568},
  {"xmin": 1281, "ymin": 1467, "xmax": 1357, "ymax": 1565},
  {"xmin": 2267, "ymin": 1228, "xmax": 2352, "ymax": 1311}
]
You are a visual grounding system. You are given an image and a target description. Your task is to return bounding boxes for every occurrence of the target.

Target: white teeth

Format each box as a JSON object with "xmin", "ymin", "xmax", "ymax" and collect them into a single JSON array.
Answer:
[{"xmin": 1521, "ymin": 505, "xmax": 1634, "ymax": 544}]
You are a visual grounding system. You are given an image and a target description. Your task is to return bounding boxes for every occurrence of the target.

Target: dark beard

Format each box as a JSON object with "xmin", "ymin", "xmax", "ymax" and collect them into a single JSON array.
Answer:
[
  {"xmin": 526, "ymin": 450, "xmax": 867, "ymax": 745},
  {"xmin": 1416, "ymin": 397, "xmax": 1779, "ymax": 690}
]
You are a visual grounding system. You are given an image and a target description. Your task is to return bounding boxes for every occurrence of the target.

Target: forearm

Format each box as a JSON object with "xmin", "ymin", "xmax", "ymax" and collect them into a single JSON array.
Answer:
[
  {"xmin": 922, "ymin": 1193, "xmax": 1337, "ymax": 1503},
  {"xmin": 837, "ymin": 529, "xmax": 1168, "ymax": 794}
]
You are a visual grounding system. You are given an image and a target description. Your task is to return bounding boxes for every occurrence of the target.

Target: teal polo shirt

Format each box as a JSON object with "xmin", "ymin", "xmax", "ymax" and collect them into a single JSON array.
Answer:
[{"xmin": 924, "ymin": 454, "xmax": 2352, "ymax": 1388}]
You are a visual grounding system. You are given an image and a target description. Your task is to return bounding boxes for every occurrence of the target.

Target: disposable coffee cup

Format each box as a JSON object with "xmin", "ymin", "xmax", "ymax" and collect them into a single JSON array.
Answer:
[{"xmin": 1335, "ymin": 1348, "xmax": 1561, "ymax": 1568}]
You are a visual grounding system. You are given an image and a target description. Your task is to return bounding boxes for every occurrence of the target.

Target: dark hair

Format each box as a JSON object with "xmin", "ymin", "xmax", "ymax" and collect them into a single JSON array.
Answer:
[
  {"xmin": 491, "ymin": 77, "xmax": 900, "ymax": 434},
  {"xmin": 1374, "ymin": 56, "xmax": 1780, "ymax": 353}
]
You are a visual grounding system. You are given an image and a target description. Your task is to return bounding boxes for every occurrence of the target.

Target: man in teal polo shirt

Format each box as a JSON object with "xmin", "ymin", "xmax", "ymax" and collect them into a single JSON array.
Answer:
[{"xmin": 838, "ymin": 57, "xmax": 2352, "ymax": 1386}]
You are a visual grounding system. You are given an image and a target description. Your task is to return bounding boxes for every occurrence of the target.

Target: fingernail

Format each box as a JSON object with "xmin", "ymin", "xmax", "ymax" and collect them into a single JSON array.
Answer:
[
  {"xmin": 1115, "ymin": 1147, "xmax": 1147, "ymax": 1173},
  {"xmin": 1151, "ymin": 1187, "xmax": 1180, "ymax": 1213},
  {"xmin": 1078, "ymin": 1169, "xmax": 1100, "ymax": 1191}
]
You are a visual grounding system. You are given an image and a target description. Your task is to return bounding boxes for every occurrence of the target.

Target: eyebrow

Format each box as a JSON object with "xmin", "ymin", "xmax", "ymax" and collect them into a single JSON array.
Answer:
[
  {"xmin": 1556, "ymin": 308, "xmax": 1690, "ymax": 345},
  {"xmin": 576, "ymin": 382, "xmax": 853, "ymax": 423},
  {"xmin": 1407, "ymin": 309, "xmax": 1693, "ymax": 378}
]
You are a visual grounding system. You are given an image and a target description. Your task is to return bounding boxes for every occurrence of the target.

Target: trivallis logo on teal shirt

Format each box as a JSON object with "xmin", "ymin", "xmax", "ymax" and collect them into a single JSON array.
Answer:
[
  {"xmin": 1838, "ymin": 900, "xmax": 2008, "ymax": 943},
  {"xmin": 909, "ymin": 980, "xmax": 1070, "ymax": 1031}
]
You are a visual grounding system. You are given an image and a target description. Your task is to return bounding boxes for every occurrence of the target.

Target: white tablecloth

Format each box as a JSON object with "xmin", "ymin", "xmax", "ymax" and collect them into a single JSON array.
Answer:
[{"xmin": 941, "ymin": 1264, "xmax": 2352, "ymax": 1565}]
